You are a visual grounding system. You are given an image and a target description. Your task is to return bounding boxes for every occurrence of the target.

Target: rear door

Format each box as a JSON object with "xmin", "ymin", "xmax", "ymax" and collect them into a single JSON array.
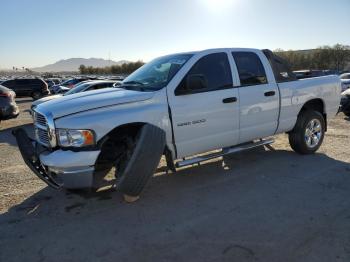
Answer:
[
  {"xmin": 15, "ymin": 79, "xmax": 31, "ymax": 96},
  {"xmin": 29, "ymin": 79, "xmax": 41, "ymax": 95},
  {"xmin": 232, "ymin": 51, "xmax": 279, "ymax": 143},
  {"xmin": 168, "ymin": 52, "xmax": 240, "ymax": 158}
]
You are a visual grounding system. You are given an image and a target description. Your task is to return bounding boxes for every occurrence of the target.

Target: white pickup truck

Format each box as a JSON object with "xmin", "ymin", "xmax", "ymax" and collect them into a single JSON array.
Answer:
[{"xmin": 14, "ymin": 48, "xmax": 341, "ymax": 197}]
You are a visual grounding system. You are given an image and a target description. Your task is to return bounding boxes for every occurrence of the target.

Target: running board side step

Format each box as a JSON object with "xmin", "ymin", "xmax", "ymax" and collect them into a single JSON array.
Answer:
[{"xmin": 175, "ymin": 138, "xmax": 275, "ymax": 168}]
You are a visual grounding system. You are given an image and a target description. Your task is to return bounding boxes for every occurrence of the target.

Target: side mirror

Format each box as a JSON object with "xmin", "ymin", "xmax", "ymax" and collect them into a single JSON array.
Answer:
[
  {"xmin": 175, "ymin": 74, "xmax": 208, "ymax": 96},
  {"xmin": 186, "ymin": 74, "xmax": 208, "ymax": 91}
]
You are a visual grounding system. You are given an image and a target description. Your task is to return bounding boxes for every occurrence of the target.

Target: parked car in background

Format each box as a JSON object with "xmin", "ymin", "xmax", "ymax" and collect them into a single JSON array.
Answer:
[
  {"xmin": 45, "ymin": 80, "xmax": 56, "ymax": 89},
  {"xmin": 109, "ymin": 76, "xmax": 126, "ymax": 81},
  {"xmin": 340, "ymin": 73, "xmax": 350, "ymax": 91},
  {"xmin": 340, "ymin": 88, "xmax": 350, "ymax": 117},
  {"xmin": 32, "ymin": 80, "xmax": 119, "ymax": 108},
  {"xmin": 53, "ymin": 80, "xmax": 92, "ymax": 94},
  {"xmin": 47, "ymin": 78, "xmax": 61, "ymax": 85},
  {"xmin": 0, "ymin": 85, "xmax": 19, "ymax": 123},
  {"xmin": 55, "ymin": 80, "xmax": 119, "ymax": 94},
  {"xmin": 1, "ymin": 78, "xmax": 49, "ymax": 99},
  {"xmin": 323, "ymin": 70, "xmax": 340, "ymax": 76},
  {"xmin": 62, "ymin": 80, "xmax": 118, "ymax": 95},
  {"xmin": 293, "ymin": 70, "xmax": 325, "ymax": 79},
  {"xmin": 50, "ymin": 78, "xmax": 89, "ymax": 94}
]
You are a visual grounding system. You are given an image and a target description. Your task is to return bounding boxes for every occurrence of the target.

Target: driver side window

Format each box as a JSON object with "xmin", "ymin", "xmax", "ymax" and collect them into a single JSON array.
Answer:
[{"xmin": 175, "ymin": 52, "xmax": 233, "ymax": 96}]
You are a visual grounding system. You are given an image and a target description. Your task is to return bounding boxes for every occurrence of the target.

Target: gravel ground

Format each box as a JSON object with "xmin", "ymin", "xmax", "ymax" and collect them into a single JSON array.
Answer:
[{"xmin": 0, "ymin": 98, "xmax": 350, "ymax": 262}]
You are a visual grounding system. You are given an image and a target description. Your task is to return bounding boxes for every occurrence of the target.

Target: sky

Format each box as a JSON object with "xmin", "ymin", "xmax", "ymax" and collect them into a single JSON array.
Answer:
[{"xmin": 0, "ymin": 0, "xmax": 349, "ymax": 69}]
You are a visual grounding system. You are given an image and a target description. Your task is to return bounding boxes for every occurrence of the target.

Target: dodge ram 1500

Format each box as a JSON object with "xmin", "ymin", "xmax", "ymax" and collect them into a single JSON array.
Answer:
[{"xmin": 14, "ymin": 48, "xmax": 341, "ymax": 197}]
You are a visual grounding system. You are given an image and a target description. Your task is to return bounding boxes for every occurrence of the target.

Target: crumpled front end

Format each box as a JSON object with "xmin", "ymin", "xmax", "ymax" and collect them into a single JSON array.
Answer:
[{"xmin": 13, "ymin": 128, "xmax": 100, "ymax": 190}]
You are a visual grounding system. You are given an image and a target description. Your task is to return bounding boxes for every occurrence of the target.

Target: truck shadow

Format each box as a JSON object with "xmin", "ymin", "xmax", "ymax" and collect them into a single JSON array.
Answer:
[
  {"xmin": 1, "ymin": 148, "xmax": 350, "ymax": 261},
  {"xmin": 0, "ymin": 123, "xmax": 33, "ymax": 147}
]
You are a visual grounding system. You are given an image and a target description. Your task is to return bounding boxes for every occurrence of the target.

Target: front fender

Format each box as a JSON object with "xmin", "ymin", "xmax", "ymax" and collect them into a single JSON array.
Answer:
[{"xmin": 54, "ymin": 97, "xmax": 173, "ymax": 153}]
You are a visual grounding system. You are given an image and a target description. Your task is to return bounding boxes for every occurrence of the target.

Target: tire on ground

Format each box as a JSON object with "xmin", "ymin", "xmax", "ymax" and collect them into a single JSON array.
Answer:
[
  {"xmin": 117, "ymin": 124, "xmax": 166, "ymax": 196},
  {"xmin": 288, "ymin": 110, "xmax": 325, "ymax": 155},
  {"xmin": 32, "ymin": 91, "xmax": 41, "ymax": 100}
]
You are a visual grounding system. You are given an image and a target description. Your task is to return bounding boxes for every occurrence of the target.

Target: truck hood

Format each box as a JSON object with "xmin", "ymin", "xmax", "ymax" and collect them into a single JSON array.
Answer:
[
  {"xmin": 32, "ymin": 94, "xmax": 62, "ymax": 108},
  {"xmin": 35, "ymin": 88, "xmax": 155, "ymax": 119}
]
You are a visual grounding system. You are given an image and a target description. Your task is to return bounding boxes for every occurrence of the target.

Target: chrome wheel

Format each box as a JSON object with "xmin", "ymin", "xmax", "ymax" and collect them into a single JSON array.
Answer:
[{"xmin": 304, "ymin": 119, "xmax": 322, "ymax": 148}]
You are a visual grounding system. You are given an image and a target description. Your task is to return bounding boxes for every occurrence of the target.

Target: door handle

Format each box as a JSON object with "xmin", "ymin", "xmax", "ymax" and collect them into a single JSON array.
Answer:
[
  {"xmin": 222, "ymin": 97, "xmax": 237, "ymax": 103},
  {"xmin": 264, "ymin": 91, "xmax": 276, "ymax": 97}
]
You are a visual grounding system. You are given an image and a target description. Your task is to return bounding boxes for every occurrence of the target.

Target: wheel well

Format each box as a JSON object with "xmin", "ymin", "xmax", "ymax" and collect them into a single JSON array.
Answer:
[
  {"xmin": 94, "ymin": 123, "xmax": 146, "ymax": 178},
  {"xmin": 299, "ymin": 99, "xmax": 327, "ymax": 131},
  {"xmin": 102, "ymin": 123, "xmax": 145, "ymax": 143}
]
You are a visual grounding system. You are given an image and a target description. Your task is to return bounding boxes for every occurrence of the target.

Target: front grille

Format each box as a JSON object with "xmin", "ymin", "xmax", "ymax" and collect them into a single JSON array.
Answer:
[
  {"xmin": 35, "ymin": 112, "xmax": 47, "ymax": 127},
  {"xmin": 34, "ymin": 111, "xmax": 49, "ymax": 147},
  {"xmin": 36, "ymin": 128, "xmax": 49, "ymax": 145}
]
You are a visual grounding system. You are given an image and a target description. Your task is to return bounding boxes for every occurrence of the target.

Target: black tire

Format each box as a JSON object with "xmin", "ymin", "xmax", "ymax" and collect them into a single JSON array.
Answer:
[
  {"xmin": 116, "ymin": 124, "xmax": 166, "ymax": 196},
  {"xmin": 289, "ymin": 110, "xmax": 325, "ymax": 155},
  {"xmin": 32, "ymin": 91, "xmax": 42, "ymax": 100},
  {"xmin": 93, "ymin": 124, "xmax": 165, "ymax": 196}
]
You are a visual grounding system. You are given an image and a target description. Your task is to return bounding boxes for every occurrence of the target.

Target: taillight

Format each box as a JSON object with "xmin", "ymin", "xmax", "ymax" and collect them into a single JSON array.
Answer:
[
  {"xmin": 0, "ymin": 93, "xmax": 11, "ymax": 98},
  {"xmin": 0, "ymin": 92, "xmax": 15, "ymax": 100}
]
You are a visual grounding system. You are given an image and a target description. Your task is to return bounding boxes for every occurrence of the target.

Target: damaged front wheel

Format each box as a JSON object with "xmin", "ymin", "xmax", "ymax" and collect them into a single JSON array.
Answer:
[{"xmin": 95, "ymin": 124, "xmax": 166, "ymax": 197}]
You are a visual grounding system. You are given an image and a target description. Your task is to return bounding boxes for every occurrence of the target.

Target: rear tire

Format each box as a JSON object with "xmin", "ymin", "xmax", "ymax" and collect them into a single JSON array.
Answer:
[
  {"xmin": 288, "ymin": 110, "xmax": 325, "ymax": 154},
  {"xmin": 344, "ymin": 111, "xmax": 350, "ymax": 117},
  {"xmin": 32, "ymin": 91, "xmax": 42, "ymax": 100}
]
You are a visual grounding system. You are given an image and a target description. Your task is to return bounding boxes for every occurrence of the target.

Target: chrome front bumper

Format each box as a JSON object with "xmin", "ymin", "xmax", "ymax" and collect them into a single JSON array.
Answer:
[{"xmin": 13, "ymin": 128, "xmax": 100, "ymax": 189}]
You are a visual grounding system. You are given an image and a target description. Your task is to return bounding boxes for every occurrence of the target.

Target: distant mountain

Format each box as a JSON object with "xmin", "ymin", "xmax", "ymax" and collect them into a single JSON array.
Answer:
[{"xmin": 31, "ymin": 58, "xmax": 129, "ymax": 72}]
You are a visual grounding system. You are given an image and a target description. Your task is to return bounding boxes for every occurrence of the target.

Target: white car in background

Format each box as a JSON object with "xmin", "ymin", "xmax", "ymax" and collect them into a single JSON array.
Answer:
[
  {"xmin": 340, "ymin": 73, "xmax": 350, "ymax": 91},
  {"xmin": 32, "ymin": 80, "xmax": 119, "ymax": 108}
]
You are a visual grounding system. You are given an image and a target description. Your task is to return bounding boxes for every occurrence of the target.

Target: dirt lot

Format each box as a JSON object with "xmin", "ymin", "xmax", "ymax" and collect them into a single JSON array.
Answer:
[{"xmin": 0, "ymin": 98, "xmax": 350, "ymax": 262}]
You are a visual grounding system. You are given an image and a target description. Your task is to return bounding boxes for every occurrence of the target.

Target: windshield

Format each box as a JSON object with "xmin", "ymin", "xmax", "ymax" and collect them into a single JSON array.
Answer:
[
  {"xmin": 122, "ymin": 54, "xmax": 193, "ymax": 91},
  {"xmin": 64, "ymin": 82, "xmax": 92, "ymax": 95}
]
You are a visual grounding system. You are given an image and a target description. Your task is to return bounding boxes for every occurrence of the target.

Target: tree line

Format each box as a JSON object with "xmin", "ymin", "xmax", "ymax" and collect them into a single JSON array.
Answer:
[
  {"xmin": 77, "ymin": 44, "xmax": 350, "ymax": 75},
  {"xmin": 79, "ymin": 61, "xmax": 145, "ymax": 75},
  {"xmin": 275, "ymin": 44, "xmax": 350, "ymax": 71}
]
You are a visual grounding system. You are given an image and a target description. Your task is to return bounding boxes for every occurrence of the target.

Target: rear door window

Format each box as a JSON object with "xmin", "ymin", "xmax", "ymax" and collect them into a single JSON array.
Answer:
[
  {"xmin": 232, "ymin": 52, "xmax": 268, "ymax": 86},
  {"xmin": 16, "ymin": 79, "xmax": 30, "ymax": 89},
  {"xmin": 16, "ymin": 79, "xmax": 28, "ymax": 85}
]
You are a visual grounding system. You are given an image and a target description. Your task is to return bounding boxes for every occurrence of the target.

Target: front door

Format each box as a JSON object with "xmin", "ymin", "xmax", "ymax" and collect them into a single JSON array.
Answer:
[{"xmin": 168, "ymin": 52, "xmax": 240, "ymax": 158}]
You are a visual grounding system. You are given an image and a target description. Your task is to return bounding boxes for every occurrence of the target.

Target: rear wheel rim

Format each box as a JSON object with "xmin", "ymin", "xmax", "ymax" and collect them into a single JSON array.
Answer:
[{"xmin": 304, "ymin": 119, "xmax": 322, "ymax": 148}]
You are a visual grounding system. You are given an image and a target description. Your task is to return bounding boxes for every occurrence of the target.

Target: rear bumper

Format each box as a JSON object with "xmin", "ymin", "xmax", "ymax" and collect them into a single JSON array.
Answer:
[{"xmin": 13, "ymin": 128, "xmax": 100, "ymax": 189}]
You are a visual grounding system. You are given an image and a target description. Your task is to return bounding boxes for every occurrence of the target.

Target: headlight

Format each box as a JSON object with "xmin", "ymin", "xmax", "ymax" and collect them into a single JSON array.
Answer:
[{"xmin": 57, "ymin": 129, "xmax": 95, "ymax": 147}]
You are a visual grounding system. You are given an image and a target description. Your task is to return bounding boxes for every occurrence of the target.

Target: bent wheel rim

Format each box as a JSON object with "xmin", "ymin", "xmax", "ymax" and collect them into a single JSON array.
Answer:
[{"xmin": 304, "ymin": 119, "xmax": 322, "ymax": 149}]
